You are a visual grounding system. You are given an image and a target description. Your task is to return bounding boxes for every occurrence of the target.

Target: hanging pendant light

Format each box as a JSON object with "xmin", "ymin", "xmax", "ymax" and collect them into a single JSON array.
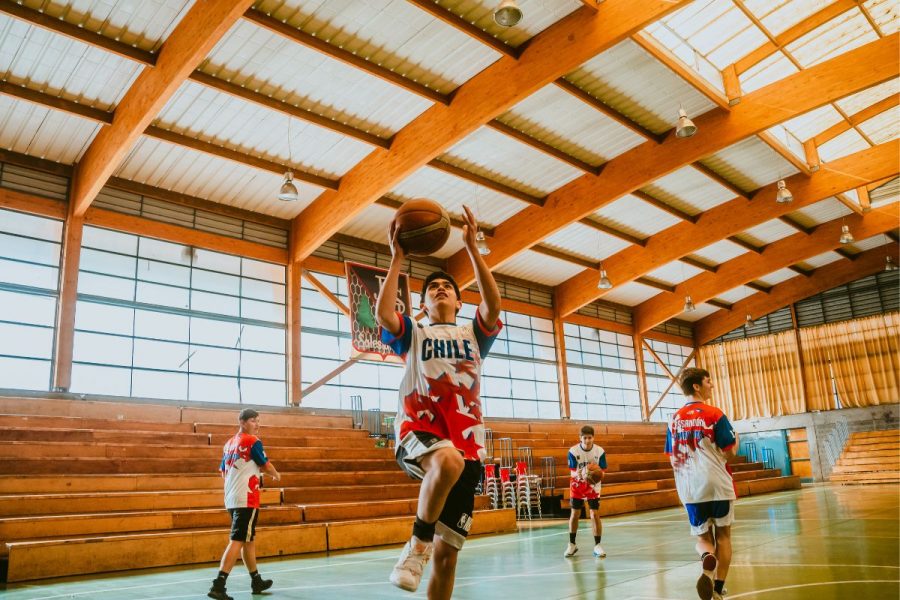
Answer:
[
  {"xmin": 885, "ymin": 256, "xmax": 898, "ymax": 272},
  {"xmin": 278, "ymin": 171, "xmax": 299, "ymax": 202},
  {"xmin": 745, "ymin": 314, "xmax": 755, "ymax": 328},
  {"xmin": 839, "ymin": 224, "xmax": 854, "ymax": 244},
  {"xmin": 597, "ymin": 267, "xmax": 612, "ymax": 290},
  {"xmin": 675, "ymin": 105, "xmax": 697, "ymax": 138},
  {"xmin": 475, "ymin": 230, "xmax": 491, "ymax": 256},
  {"xmin": 683, "ymin": 295, "xmax": 696, "ymax": 313},
  {"xmin": 775, "ymin": 179, "xmax": 793, "ymax": 204},
  {"xmin": 493, "ymin": 0, "xmax": 523, "ymax": 27}
]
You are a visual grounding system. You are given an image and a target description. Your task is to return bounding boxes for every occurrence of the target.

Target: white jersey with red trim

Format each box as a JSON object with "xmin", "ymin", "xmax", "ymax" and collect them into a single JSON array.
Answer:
[
  {"xmin": 382, "ymin": 312, "xmax": 502, "ymax": 461},
  {"xmin": 219, "ymin": 432, "xmax": 268, "ymax": 509}
]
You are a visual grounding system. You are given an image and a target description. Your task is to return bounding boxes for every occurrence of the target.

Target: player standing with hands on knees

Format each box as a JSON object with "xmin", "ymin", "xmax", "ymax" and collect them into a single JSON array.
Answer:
[
  {"xmin": 377, "ymin": 205, "xmax": 502, "ymax": 600},
  {"xmin": 666, "ymin": 368, "xmax": 737, "ymax": 600},
  {"xmin": 564, "ymin": 425, "xmax": 607, "ymax": 559}
]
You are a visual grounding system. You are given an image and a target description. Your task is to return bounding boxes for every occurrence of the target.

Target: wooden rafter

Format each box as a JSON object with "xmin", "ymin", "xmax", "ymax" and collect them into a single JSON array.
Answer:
[
  {"xmin": 69, "ymin": 0, "xmax": 256, "ymax": 216},
  {"xmin": 813, "ymin": 94, "xmax": 900, "ymax": 147},
  {"xmin": 707, "ymin": 298, "xmax": 733, "ymax": 310},
  {"xmin": 727, "ymin": 236, "xmax": 766, "ymax": 254},
  {"xmin": 680, "ymin": 256, "xmax": 717, "ymax": 273},
  {"xmin": 578, "ymin": 217, "xmax": 647, "ymax": 247},
  {"xmin": 404, "ymin": 0, "xmax": 520, "ymax": 59},
  {"xmin": 734, "ymin": 0, "xmax": 858, "ymax": 74},
  {"xmin": 691, "ymin": 162, "xmax": 751, "ymax": 200},
  {"xmin": 694, "ymin": 246, "xmax": 898, "ymax": 344},
  {"xmin": 289, "ymin": 0, "xmax": 689, "ymax": 262},
  {"xmin": 834, "ymin": 192, "xmax": 865, "ymax": 215},
  {"xmin": 549, "ymin": 139, "xmax": 899, "ymax": 317},
  {"xmin": 756, "ymin": 130, "xmax": 813, "ymax": 176},
  {"xmin": 632, "ymin": 190, "xmax": 698, "ymax": 223},
  {"xmin": 632, "ymin": 204, "xmax": 899, "ymax": 332},
  {"xmin": 445, "ymin": 37, "xmax": 898, "ymax": 295}
]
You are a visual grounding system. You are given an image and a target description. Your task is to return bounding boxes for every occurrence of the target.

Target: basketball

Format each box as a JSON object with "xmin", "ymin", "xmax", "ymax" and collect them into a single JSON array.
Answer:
[
  {"xmin": 393, "ymin": 199, "xmax": 451, "ymax": 256},
  {"xmin": 585, "ymin": 463, "xmax": 603, "ymax": 485}
]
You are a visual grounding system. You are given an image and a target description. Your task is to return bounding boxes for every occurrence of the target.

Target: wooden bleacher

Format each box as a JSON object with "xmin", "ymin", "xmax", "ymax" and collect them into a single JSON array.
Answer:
[
  {"xmin": 483, "ymin": 419, "xmax": 802, "ymax": 516},
  {"xmin": 830, "ymin": 429, "xmax": 900, "ymax": 485},
  {"xmin": 0, "ymin": 397, "xmax": 514, "ymax": 582}
]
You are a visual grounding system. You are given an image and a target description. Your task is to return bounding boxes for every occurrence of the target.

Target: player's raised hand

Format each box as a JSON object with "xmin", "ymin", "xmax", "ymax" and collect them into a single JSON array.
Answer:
[
  {"xmin": 461, "ymin": 205, "xmax": 478, "ymax": 254},
  {"xmin": 388, "ymin": 220, "xmax": 405, "ymax": 261}
]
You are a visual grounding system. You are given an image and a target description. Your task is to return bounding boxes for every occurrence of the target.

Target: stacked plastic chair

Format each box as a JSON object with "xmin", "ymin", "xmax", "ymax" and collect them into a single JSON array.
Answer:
[
  {"xmin": 499, "ymin": 466, "xmax": 516, "ymax": 509},
  {"xmin": 483, "ymin": 464, "xmax": 501, "ymax": 509},
  {"xmin": 514, "ymin": 460, "xmax": 543, "ymax": 520}
]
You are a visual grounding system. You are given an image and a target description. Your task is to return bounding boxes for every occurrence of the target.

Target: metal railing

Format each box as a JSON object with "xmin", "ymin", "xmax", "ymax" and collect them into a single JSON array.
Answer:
[
  {"xmin": 350, "ymin": 395, "xmax": 363, "ymax": 430},
  {"xmin": 822, "ymin": 419, "xmax": 850, "ymax": 480}
]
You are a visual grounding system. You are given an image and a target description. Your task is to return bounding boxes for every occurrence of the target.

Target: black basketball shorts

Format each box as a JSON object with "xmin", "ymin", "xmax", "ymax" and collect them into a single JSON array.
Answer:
[{"xmin": 228, "ymin": 507, "xmax": 259, "ymax": 542}]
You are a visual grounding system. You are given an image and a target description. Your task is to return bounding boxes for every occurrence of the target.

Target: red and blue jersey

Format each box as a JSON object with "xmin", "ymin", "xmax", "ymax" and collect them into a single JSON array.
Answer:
[
  {"xmin": 666, "ymin": 401, "xmax": 736, "ymax": 504},
  {"xmin": 568, "ymin": 443, "xmax": 607, "ymax": 500},
  {"xmin": 220, "ymin": 432, "xmax": 268, "ymax": 509},
  {"xmin": 382, "ymin": 311, "xmax": 502, "ymax": 462}
]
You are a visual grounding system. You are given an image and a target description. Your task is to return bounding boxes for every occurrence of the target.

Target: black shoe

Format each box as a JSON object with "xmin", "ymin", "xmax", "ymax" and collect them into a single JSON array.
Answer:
[
  {"xmin": 251, "ymin": 576, "xmax": 273, "ymax": 594},
  {"xmin": 208, "ymin": 585, "xmax": 233, "ymax": 600}
]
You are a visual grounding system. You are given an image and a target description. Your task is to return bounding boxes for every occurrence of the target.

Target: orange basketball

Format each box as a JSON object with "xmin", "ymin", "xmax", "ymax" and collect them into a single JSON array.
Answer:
[
  {"xmin": 393, "ymin": 199, "xmax": 451, "ymax": 256},
  {"xmin": 585, "ymin": 463, "xmax": 603, "ymax": 485}
]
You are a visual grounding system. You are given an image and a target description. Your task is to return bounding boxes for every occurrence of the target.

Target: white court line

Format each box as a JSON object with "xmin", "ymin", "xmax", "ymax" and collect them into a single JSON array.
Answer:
[
  {"xmin": 730, "ymin": 563, "xmax": 900, "ymax": 569},
  {"xmin": 727, "ymin": 579, "xmax": 900, "ymax": 598}
]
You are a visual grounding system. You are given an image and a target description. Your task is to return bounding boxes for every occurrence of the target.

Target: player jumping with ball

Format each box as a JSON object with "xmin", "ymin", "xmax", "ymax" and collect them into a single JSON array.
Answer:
[{"xmin": 377, "ymin": 205, "xmax": 502, "ymax": 600}]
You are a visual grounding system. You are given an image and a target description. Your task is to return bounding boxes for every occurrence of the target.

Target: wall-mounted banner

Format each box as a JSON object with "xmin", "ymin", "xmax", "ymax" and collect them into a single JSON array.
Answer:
[{"xmin": 345, "ymin": 261, "xmax": 411, "ymax": 363}]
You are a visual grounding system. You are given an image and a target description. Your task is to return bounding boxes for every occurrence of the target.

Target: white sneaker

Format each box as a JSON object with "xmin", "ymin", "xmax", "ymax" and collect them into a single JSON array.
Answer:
[
  {"xmin": 696, "ymin": 554, "xmax": 717, "ymax": 600},
  {"xmin": 389, "ymin": 539, "xmax": 432, "ymax": 592},
  {"xmin": 593, "ymin": 543, "xmax": 606, "ymax": 558},
  {"xmin": 564, "ymin": 542, "xmax": 578, "ymax": 557}
]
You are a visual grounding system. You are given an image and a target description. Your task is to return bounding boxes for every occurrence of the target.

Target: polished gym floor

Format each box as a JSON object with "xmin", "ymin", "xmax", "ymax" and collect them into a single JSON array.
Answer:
[{"xmin": 1, "ymin": 484, "xmax": 897, "ymax": 599}]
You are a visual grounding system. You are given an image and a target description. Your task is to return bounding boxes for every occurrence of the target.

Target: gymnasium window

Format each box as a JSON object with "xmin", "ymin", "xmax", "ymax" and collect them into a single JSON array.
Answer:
[
  {"xmin": 642, "ymin": 339, "xmax": 694, "ymax": 423},
  {"xmin": 300, "ymin": 271, "xmax": 404, "ymax": 412},
  {"xmin": 0, "ymin": 208, "xmax": 62, "ymax": 391},
  {"xmin": 70, "ymin": 226, "xmax": 287, "ymax": 405},
  {"xmin": 479, "ymin": 308, "xmax": 559, "ymax": 420},
  {"xmin": 564, "ymin": 324, "xmax": 642, "ymax": 422}
]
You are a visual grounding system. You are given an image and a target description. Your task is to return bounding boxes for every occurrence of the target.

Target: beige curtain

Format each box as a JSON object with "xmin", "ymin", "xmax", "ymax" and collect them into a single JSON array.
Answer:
[
  {"xmin": 698, "ymin": 331, "xmax": 805, "ymax": 420},
  {"xmin": 799, "ymin": 313, "xmax": 900, "ymax": 410}
]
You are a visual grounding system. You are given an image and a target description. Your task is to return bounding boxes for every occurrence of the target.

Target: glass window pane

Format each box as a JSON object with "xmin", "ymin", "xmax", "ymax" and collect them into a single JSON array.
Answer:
[
  {"xmin": 137, "ymin": 259, "xmax": 190, "ymax": 287},
  {"xmin": 240, "ymin": 325, "xmax": 285, "ymax": 353},
  {"xmin": 192, "ymin": 269, "xmax": 240, "ymax": 296},
  {"xmin": 0, "ymin": 322, "xmax": 53, "ymax": 360},
  {"xmin": 192, "ymin": 318, "xmax": 241, "ymax": 347},
  {"xmin": 189, "ymin": 374, "xmax": 239, "ymax": 403},
  {"xmin": 0, "ymin": 258, "xmax": 58, "ymax": 289},
  {"xmin": 0, "ymin": 209, "xmax": 62, "ymax": 240},
  {"xmin": 242, "ymin": 258, "xmax": 284, "ymax": 283},
  {"xmin": 73, "ymin": 332, "xmax": 133, "ymax": 366},
  {"xmin": 0, "ymin": 233, "xmax": 60, "ymax": 265},
  {"xmin": 132, "ymin": 369, "xmax": 187, "ymax": 401},
  {"xmin": 80, "ymin": 248, "xmax": 135, "ymax": 278},
  {"xmin": 242, "ymin": 299, "xmax": 284, "ymax": 324},
  {"xmin": 82, "ymin": 227, "xmax": 137, "ymax": 254},
  {"xmin": 0, "ymin": 290, "xmax": 56, "ymax": 326},
  {"xmin": 71, "ymin": 364, "xmax": 132, "ymax": 396},
  {"xmin": 190, "ymin": 346, "xmax": 239, "ymax": 376},
  {"xmin": 78, "ymin": 272, "xmax": 135, "ymax": 300},
  {"xmin": 138, "ymin": 238, "xmax": 190, "ymax": 265},
  {"xmin": 134, "ymin": 309, "xmax": 189, "ymax": 342},
  {"xmin": 240, "ymin": 350, "xmax": 285, "ymax": 380},
  {"xmin": 75, "ymin": 301, "xmax": 134, "ymax": 335},
  {"xmin": 133, "ymin": 338, "xmax": 189, "ymax": 371},
  {"xmin": 240, "ymin": 378, "xmax": 286, "ymax": 406},
  {"xmin": 194, "ymin": 249, "xmax": 240, "ymax": 275},
  {"xmin": 137, "ymin": 281, "xmax": 189, "ymax": 309},
  {"xmin": 537, "ymin": 401, "xmax": 559, "ymax": 419},
  {"xmin": 242, "ymin": 278, "xmax": 284, "ymax": 304},
  {"xmin": 0, "ymin": 356, "xmax": 50, "ymax": 390},
  {"xmin": 191, "ymin": 290, "xmax": 238, "ymax": 316}
]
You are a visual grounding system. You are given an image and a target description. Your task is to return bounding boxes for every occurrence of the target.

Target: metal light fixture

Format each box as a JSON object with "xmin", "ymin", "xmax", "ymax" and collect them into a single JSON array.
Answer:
[
  {"xmin": 597, "ymin": 267, "xmax": 612, "ymax": 290},
  {"xmin": 675, "ymin": 105, "xmax": 697, "ymax": 138},
  {"xmin": 839, "ymin": 224, "xmax": 854, "ymax": 244},
  {"xmin": 775, "ymin": 179, "xmax": 793, "ymax": 204},
  {"xmin": 278, "ymin": 172, "xmax": 299, "ymax": 202},
  {"xmin": 885, "ymin": 256, "xmax": 898, "ymax": 272},
  {"xmin": 475, "ymin": 230, "xmax": 491, "ymax": 256},
  {"xmin": 493, "ymin": 0, "xmax": 523, "ymax": 27},
  {"xmin": 278, "ymin": 116, "xmax": 299, "ymax": 202},
  {"xmin": 745, "ymin": 314, "xmax": 755, "ymax": 328},
  {"xmin": 683, "ymin": 294, "xmax": 696, "ymax": 313}
]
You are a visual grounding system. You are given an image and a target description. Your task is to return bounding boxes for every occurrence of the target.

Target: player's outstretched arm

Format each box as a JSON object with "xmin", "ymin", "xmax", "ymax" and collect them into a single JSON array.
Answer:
[
  {"xmin": 461, "ymin": 205, "xmax": 501, "ymax": 325},
  {"xmin": 376, "ymin": 221, "xmax": 405, "ymax": 336},
  {"xmin": 263, "ymin": 461, "xmax": 281, "ymax": 482}
]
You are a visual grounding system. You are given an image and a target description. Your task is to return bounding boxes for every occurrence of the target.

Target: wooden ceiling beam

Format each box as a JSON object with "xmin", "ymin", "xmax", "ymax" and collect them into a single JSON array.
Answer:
[
  {"xmin": 691, "ymin": 162, "xmax": 751, "ymax": 200},
  {"xmin": 631, "ymin": 189, "xmax": 698, "ymax": 223},
  {"xmin": 578, "ymin": 218, "xmax": 647, "ymax": 247},
  {"xmin": 404, "ymin": 0, "xmax": 520, "ymax": 59},
  {"xmin": 834, "ymin": 191, "xmax": 866, "ymax": 215},
  {"xmin": 727, "ymin": 236, "xmax": 766, "ymax": 254},
  {"xmin": 813, "ymin": 93, "xmax": 899, "ymax": 147},
  {"xmin": 552, "ymin": 78, "xmax": 663, "ymax": 142},
  {"xmin": 680, "ymin": 256, "xmax": 718, "ymax": 273},
  {"xmin": 734, "ymin": 0, "xmax": 859, "ymax": 75},
  {"xmin": 531, "ymin": 245, "xmax": 598, "ymax": 270},
  {"xmin": 633, "ymin": 204, "xmax": 899, "ymax": 332},
  {"xmin": 789, "ymin": 265, "xmax": 815, "ymax": 277},
  {"xmin": 446, "ymin": 37, "xmax": 898, "ymax": 297},
  {"xmin": 694, "ymin": 246, "xmax": 897, "ymax": 344},
  {"xmin": 69, "ymin": 0, "xmax": 256, "ymax": 216},
  {"xmin": 756, "ymin": 131, "xmax": 813, "ymax": 176},
  {"xmin": 745, "ymin": 281, "xmax": 771, "ymax": 294},
  {"xmin": 548, "ymin": 139, "xmax": 899, "ymax": 317},
  {"xmin": 779, "ymin": 215, "xmax": 814, "ymax": 235},
  {"xmin": 706, "ymin": 298, "xmax": 733, "ymax": 310},
  {"xmin": 290, "ymin": 0, "xmax": 689, "ymax": 262},
  {"xmin": 486, "ymin": 120, "xmax": 602, "ymax": 175}
]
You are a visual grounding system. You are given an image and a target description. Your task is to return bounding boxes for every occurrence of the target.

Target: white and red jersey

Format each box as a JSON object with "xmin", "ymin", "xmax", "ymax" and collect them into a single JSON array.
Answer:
[
  {"xmin": 219, "ymin": 432, "xmax": 269, "ymax": 509},
  {"xmin": 665, "ymin": 401, "xmax": 737, "ymax": 504},
  {"xmin": 568, "ymin": 443, "xmax": 607, "ymax": 500},
  {"xmin": 382, "ymin": 311, "xmax": 502, "ymax": 461}
]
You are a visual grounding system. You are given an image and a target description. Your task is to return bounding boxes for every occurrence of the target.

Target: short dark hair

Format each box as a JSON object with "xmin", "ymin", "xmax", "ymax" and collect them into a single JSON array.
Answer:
[
  {"xmin": 680, "ymin": 368, "xmax": 710, "ymax": 396},
  {"xmin": 421, "ymin": 270, "xmax": 461, "ymax": 301},
  {"xmin": 580, "ymin": 425, "xmax": 594, "ymax": 436},
  {"xmin": 239, "ymin": 408, "xmax": 259, "ymax": 422}
]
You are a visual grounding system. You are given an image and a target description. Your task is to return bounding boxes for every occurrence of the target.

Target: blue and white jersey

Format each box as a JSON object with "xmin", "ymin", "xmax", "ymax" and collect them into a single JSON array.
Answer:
[
  {"xmin": 382, "ymin": 311, "xmax": 502, "ymax": 461},
  {"xmin": 568, "ymin": 443, "xmax": 607, "ymax": 499}
]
